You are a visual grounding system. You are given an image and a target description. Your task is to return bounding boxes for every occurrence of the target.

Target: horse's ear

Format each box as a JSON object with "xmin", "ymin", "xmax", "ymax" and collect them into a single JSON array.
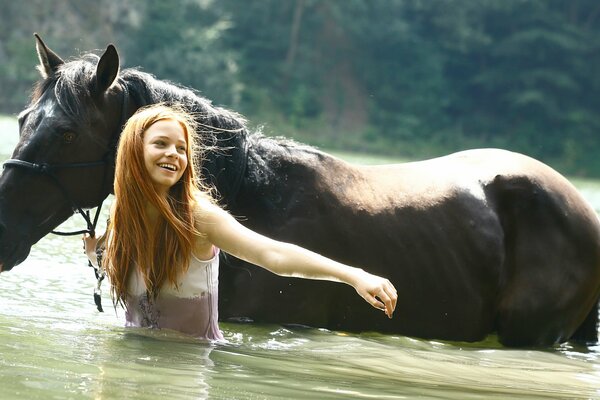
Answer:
[
  {"xmin": 34, "ymin": 33, "xmax": 64, "ymax": 78},
  {"xmin": 94, "ymin": 44, "xmax": 120, "ymax": 95}
]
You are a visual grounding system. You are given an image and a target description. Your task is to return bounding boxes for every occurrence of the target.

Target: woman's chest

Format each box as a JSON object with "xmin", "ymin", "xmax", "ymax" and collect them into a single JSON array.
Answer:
[{"xmin": 129, "ymin": 250, "xmax": 220, "ymax": 298}]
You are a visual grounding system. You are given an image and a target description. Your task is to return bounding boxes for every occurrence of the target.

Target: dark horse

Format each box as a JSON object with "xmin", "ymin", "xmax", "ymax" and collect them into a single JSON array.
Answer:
[{"xmin": 1, "ymin": 35, "xmax": 599, "ymax": 347}]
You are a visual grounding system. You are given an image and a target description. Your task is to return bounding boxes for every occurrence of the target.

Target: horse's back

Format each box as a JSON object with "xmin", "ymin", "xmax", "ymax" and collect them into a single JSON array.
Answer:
[
  {"xmin": 356, "ymin": 149, "xmax": 579, "ymax": 196},
  {"xmin": 323, "ymin": 148, "xmax": 600, "ymax": 345}
]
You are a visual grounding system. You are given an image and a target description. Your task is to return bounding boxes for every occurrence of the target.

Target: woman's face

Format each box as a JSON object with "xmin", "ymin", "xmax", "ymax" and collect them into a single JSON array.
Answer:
[{"xmin": 142, "ymin": 119, "xmax": 189, "ymax": 195}]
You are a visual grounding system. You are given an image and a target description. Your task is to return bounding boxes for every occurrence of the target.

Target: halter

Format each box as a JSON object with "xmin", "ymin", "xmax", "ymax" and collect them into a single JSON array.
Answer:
[
  {"xmin": 2, "ymin": 83, "xmax": 129, "ymax": 237},
  {"xmin": 2, "ymin": 158, "xmax": 109, "ymax": 237}
]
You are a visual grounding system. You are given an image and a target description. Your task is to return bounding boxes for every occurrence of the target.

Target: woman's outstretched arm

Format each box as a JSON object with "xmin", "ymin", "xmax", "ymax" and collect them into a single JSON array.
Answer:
[{"xmin": 197, "ymin": 202, "xmax": 397, "ymax": 318}]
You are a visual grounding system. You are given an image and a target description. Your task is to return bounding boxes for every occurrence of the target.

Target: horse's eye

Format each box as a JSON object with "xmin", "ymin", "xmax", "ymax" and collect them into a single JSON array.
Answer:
[{"xmin": 63, "ymin": 132, "xmax": 76, "ymax": 144}]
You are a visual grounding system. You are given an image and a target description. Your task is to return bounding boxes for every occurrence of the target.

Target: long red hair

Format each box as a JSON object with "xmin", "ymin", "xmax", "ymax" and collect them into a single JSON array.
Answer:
[{"xmin": 105, "ymin": 104, "xmax": 213, "ymax": 305}]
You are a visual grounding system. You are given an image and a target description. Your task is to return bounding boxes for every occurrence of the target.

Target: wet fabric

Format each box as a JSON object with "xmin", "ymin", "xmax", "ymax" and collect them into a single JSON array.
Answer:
[{"xmin": 125, "ymin": 248, "xmax": 223, "ymax": 340}]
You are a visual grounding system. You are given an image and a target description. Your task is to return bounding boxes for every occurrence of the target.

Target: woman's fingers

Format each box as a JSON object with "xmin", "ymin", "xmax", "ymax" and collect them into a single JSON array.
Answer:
[
  {"xmin": 363, "ymin": 292, "xmax": 386, "ymax": 312},
  {"xmin": 363, "ymin": 289, "xmax": 394, "ymax": 318},
  {"xmin": 376, "ymin": 289, "xmax": 394, "ymax": 318},
  {"xmin": 375, "ymin": 280, "xmax": 397, "ymax": 318},
  {"xmin": 383, "ymin": 281, "xmax": 397, "ymax": 314},
  {"xmin": 82, "ymin": 233, "xmax": 98, "ymax": 255},
  {"xmin": 356, "ymin": 274, "xmax": 398, "ymax": 318}
]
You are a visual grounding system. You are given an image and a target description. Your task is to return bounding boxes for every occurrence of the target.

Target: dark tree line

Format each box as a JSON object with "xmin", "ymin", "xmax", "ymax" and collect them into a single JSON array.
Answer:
[{"xmin": 1, "ymin": 0, "xmax": 599, "ymax": 175}]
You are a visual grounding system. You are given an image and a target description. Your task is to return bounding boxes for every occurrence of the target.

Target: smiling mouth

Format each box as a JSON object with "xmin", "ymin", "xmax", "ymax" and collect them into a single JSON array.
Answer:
[{"xmin": 158, "ymin": 163, "xmax": 177, "ymax": 171}]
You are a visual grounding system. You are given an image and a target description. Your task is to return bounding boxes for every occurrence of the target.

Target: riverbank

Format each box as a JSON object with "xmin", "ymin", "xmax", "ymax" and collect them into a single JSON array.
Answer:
[{"xmin": 0, "ymin": 114, "xmax": 408, "ymax": 166}]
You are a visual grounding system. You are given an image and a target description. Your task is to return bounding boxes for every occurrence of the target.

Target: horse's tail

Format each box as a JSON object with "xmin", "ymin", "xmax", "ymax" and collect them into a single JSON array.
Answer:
[
  {"xmin": 570, "ymin": 214, "xmax": 600, "ymax": 344},
  {"xmin": 570, "ymin": 297, "xmax": 599, "ymax": 344}
]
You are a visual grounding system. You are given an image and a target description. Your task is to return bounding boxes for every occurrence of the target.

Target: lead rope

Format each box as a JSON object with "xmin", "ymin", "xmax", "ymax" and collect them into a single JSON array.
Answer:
[
  {"xmin": 84, "ymin": 179, "xmax": 107, "ymax": 313},
  {"xmin": 91, "ymin": 246, "xmax": 106, "ymax": 312},
  {"xmin": 85, "ymin": 221, "xmax": 107, "ymax": 313}
]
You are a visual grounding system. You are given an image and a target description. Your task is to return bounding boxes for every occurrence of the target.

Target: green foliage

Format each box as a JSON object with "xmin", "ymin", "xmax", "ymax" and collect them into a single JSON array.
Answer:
[
  {"xmin": 1, "ymin": 0, "xmax": 600, "ymax": 175},
  {"xmin": 121, "ymin": 0, "xmax": 241, "ymax": 107}
]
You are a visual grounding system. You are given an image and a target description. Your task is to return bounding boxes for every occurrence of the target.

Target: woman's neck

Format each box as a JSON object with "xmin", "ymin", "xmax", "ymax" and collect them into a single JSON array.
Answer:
[
  {"xmin": 146, "ymin": 202, "xmax": 161, "ymax": 223},
  {"xmin": 145, "ymin": 188, "xmax": 170, "ymax": 221}
]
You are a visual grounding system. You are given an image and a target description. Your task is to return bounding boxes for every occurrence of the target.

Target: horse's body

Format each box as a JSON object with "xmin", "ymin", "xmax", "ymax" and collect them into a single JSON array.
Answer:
[{"xmin": 0, "ymin": 36, "xmax": 598, "ymax": 347}]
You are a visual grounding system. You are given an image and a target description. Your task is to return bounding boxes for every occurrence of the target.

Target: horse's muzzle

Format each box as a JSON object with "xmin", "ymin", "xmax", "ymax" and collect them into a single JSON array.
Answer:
[{"xmin": 0, "ymin": 235, "xmax": 31, "ymax": 273}]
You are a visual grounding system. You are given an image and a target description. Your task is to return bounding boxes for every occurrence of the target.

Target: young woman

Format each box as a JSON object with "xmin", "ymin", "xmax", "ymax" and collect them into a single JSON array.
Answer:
[{"xmin": 84, "ymin": 104, "xmax": 397, "ymax": 341}]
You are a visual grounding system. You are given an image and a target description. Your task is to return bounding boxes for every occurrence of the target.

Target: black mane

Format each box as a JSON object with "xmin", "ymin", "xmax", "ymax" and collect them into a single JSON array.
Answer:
[
  {"xmin": 33, "ymin": 53, "xmax": 249, "ymax": 135},
  {"xmin": 30, "ymin": 52, "xmax": 321, "ymax": 206},
  {"xmin": 119, "ymin": 68, "xmax": 248, "ymax": 134},
  {"xmin": 31, "ymin": 54, "xmax": 101, "ymax": 123}
]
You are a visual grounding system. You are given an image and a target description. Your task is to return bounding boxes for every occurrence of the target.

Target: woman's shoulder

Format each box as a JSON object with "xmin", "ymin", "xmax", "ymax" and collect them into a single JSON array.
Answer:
[
  {"xmin": 192, "ymin": 191, "xmax": 227, "ymax": 229},
  {"xmin": 193, "ymin": 191, "xmax": 220, "ymax": 213}
]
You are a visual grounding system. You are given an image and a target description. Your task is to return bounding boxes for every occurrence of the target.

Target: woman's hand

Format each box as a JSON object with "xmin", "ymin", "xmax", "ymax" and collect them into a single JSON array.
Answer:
[
  {"xmin": 82, "ymin": 233, "xmax": 99, "ymax": 265},
  {"xmin": 352, "ymin": 270, "xmax": 397, "ymax": 318}
]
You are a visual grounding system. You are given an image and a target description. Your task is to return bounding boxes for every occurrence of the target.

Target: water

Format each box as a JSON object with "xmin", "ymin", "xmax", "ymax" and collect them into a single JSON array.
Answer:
[{"xmin": 0, "ymin": 116, "xmax": 599, "ymax": 399}]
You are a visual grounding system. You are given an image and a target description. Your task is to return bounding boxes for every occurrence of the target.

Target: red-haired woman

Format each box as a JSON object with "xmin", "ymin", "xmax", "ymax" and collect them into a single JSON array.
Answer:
[{"xmin": 84, "ymin": 104, "xmax": 397, "ymax": 341}]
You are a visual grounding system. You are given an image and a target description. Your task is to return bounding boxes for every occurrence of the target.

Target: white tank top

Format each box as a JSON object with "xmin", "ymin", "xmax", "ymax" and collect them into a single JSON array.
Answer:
[{"xmin": 124, "ymin": 248, "xmax": 223, "ymax": 340}]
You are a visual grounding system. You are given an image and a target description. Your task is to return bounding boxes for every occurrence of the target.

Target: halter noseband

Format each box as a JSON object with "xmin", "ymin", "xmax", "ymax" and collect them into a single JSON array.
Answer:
[{"xmin": 2, "ymin": 158, "xmax": 109, "ymax": 237}]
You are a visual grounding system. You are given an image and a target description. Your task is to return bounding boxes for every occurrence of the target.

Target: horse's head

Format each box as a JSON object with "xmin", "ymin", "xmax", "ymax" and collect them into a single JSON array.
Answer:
[{"xmin": 0, "ymin": 34, "xmax": 127, "ymax": 272}]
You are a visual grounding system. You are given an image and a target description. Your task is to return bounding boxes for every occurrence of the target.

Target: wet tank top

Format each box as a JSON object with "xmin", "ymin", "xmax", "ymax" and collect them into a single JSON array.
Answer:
[{"xmin": 124, "ymin": 248, "xmax": 224, "ymax": 341}]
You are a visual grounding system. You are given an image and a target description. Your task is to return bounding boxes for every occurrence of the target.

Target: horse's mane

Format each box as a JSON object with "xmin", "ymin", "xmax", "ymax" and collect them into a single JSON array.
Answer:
[
  {"xmin": 28, "ymin": 51, "xmax": 322, "ymax": 203},
  {"xmin": 32, "ymin": 53, "xmax": 249, "ymax": 135},
  {"xmin": 30, "ymin": 51, "xmax": 318, "ymax": 150},
  {"xmin": 31, "ymin": 54, "xmax": 101, "ymax": 123},
  {"xmin": 116, "ymin": 64, "xmax": 320, "ymax": 162},
  {"xmin": 120, "ymin": 69, "xmax": 249, "ymax": 133}
]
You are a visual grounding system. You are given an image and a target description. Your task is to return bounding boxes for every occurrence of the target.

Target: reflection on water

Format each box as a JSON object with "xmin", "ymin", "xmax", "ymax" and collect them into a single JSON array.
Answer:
[{"xmin": 0, "ymin": 118, "xmax": 599, "ymax": 399}]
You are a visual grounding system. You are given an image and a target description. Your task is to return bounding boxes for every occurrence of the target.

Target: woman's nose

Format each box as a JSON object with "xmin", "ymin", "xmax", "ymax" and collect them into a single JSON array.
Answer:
[{"xmin": 165, "ymin": 146, "xmax": 179, "ymax": 158}]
